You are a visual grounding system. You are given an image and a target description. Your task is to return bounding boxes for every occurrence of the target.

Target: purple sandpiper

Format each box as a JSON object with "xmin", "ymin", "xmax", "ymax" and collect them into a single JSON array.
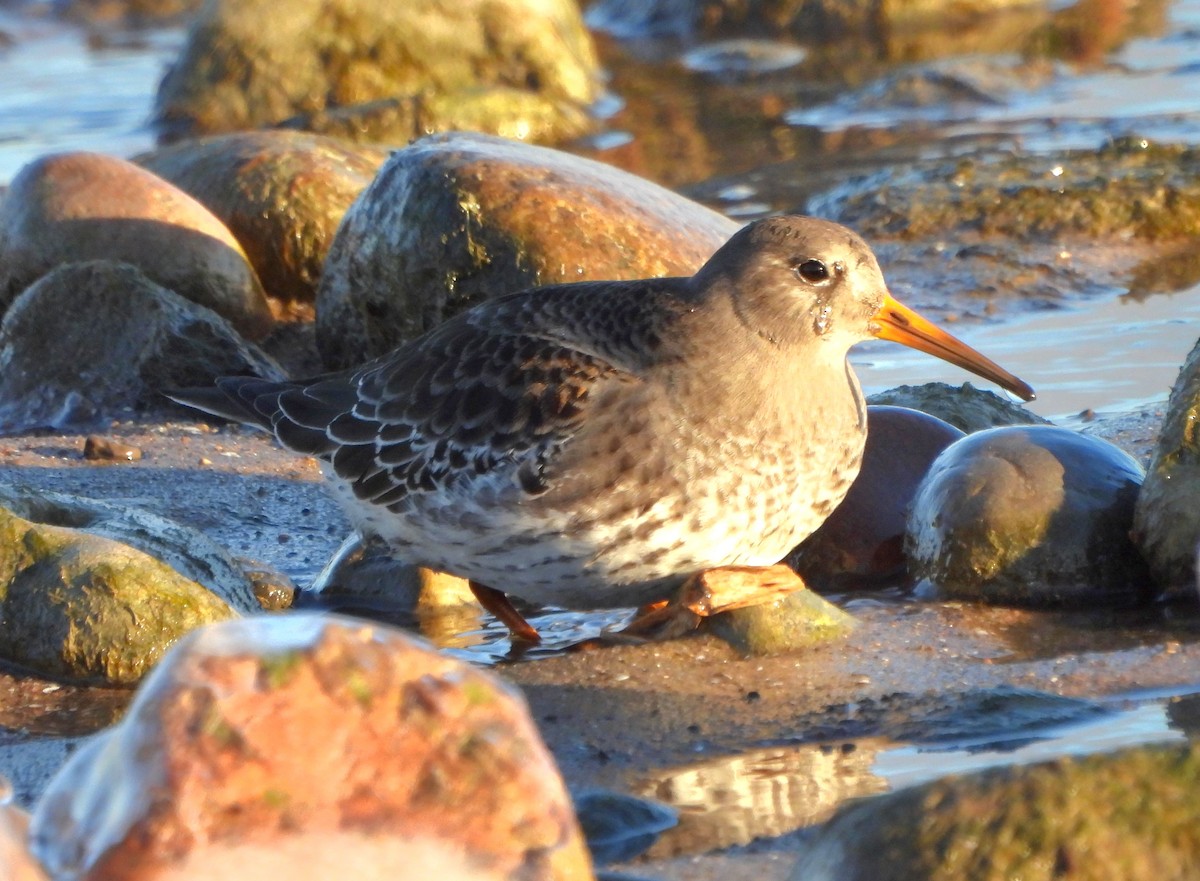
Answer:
[{"xmin": 172, "ymin": 215, "xmax": 1034, "ymax": 641}]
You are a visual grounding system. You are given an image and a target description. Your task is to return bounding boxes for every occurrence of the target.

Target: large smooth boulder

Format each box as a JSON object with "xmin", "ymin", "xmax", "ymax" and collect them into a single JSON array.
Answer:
[{"xmin": 315, "ymin": 131, "xmax": 739, "ymax": 368}]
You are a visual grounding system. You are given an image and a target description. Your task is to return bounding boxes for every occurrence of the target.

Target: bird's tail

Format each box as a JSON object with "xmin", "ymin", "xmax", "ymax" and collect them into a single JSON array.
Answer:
[{"xmin": 165, "ymin": 377, "xmax": 297, "ymax": 433}]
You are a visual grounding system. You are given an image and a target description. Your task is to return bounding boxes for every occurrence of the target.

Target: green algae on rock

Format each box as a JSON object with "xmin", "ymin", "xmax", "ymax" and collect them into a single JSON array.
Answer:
[
  {"xmin": 868, "ymin": 382, "xmax": 1049, "ymax": 433},
  {"xmin": 315, "ymin": 131, "xmax": 738, "ymax": 368},
  {"xmin": 152, "ymin": 0, "xmax": 600, "ymax": 147},
  {"xmin": 1133, "ymin": 333, "xmax": 1200, "ymax": 597},
  {"xmin": 707, "ymin": 587, "xmax": 859, "ymax": 656},
  {"xmin": 0, "ymin": 506, "xmax": 235, "ymax": 686},
  {"xmin": 906, "ymin": 425, "xmax": 1151, "ymax": 606},
  {"xmin": 790, "ymin": 741, "xmax": 1200, "ymax": 881},
  {"xmin": 824, "ymin": 137, "xmax": 1200, "ymax": 242},
  {"xmin": 136, "ymin": 131, "xmax": 389, "ymax": 316}
]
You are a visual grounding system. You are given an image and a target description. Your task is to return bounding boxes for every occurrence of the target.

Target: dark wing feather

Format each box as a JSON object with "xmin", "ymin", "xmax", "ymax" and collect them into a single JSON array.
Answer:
[{"xmin": 171, "ymin": 278, "xmax": 690, "ymax": 508}]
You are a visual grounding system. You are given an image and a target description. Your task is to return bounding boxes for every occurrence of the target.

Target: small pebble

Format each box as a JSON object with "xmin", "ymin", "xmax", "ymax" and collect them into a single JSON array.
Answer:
[{"xmin": 82, "ymin": 436, "xmax": 143, "ymax": 462}]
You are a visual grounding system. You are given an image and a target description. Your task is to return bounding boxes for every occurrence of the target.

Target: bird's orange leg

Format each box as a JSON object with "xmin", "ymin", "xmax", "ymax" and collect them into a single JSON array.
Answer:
[{"xmin": 469, "ymin": 581, "xmax": 541, "ymax": 644}]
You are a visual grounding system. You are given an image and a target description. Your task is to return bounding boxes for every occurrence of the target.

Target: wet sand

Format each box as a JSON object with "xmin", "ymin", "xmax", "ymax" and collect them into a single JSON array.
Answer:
[{"xmin": 0, "ymin": 409, "xmax": 1195, "ymax": 878}]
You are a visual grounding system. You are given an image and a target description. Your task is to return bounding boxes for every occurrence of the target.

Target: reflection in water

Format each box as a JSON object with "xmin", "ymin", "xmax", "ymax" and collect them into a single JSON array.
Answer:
[{"xmin": 630, "ymin": 741, "xmax": 887, "ymax": 857}]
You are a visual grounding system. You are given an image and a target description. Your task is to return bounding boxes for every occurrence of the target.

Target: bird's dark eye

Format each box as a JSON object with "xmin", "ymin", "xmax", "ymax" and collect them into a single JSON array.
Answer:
[{"xmin": 795, "ymin": 259, "xmax": 829, "ymax": 283}]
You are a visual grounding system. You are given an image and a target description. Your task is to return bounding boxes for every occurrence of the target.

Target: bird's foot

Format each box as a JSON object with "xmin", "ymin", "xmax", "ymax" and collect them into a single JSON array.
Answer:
[
  {"xmin": 615, "ymin": 564, "xmax": 809, "ymax": 641},
  {"xmin": 468, "ymin": 581, "xmax": 542, "ymax": 644}
]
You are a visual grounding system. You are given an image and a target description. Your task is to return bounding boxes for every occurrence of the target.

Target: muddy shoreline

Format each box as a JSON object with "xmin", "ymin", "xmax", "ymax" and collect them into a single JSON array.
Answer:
[{"xmin": 0, "ymin": 408, "xmax": 1195, "ymax": 878}]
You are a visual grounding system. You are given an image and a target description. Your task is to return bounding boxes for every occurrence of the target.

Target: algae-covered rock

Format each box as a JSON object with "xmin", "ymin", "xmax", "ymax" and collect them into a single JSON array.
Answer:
[
  {"xmin": 0, "ymin": 261, "xmax": 284, "ymax": 433},
  {"xmin": 0, "ymin": 506, "xmax": 235, "ymax": 685},
  {"xmin": 152, "ymin": 0, "xmax": 600, "ymax": 146},
  {"xmin": 31, "ymin": 613, "xmax": 594, "ymax": 881},
  {"xmin": 867, "ymin": 383, "xmax": 1049, "ymax": 433},
  {"xmin": 0, "ymin": 484, "xmax": 261, "ymax": 615},
  {"xmin": 824, "ymin": 137, "xmax": 1200, "ymax": 242},
  {"xmin": 136, "ymin": 131, "xmax": 388, "ymax": 315},
  {"xmin": 707, "ymin": 587, "xmax": 858, "ymax": 656},
  {"xmin": 792, "ymin": 406, "xmax": 964, "ymax": 590},
  {"xmin": 791, "ymin": 741, "xmax": 1200, "ymax": 881},
  {"xmin": 0, "ymin": 152, "xmax": 272, "ymax": 339},
  {"xmin": 906, "ymin": 425, "xmax": 1150, "ymax": 605},
  {"xmin": 1133, "ymin": 333, "xmax": 1200, "ymax": 596},
  {"xmin": 315, "ymin": 130, "xmax": 738, "ymax": 368}
]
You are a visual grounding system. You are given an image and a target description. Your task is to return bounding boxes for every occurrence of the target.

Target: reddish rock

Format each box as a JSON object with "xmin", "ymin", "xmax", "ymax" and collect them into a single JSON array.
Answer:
[
  {"xmin": 0, "ymin": 152, "xmax": 272, "ymax": 339},
  {"xmin": 316, "ymin": 131, "xmax": 739, "ymax": 368},
  {"xmin": 31, "ymin": 614, "xmax": 593, "ymax": 881},
  {"xmin": 137, "ymin": 132, "xmax": 389, "ymax": 316},
  {"xmin": 0, "ymin": 798, "xmax": 47, "ymax": 881}
]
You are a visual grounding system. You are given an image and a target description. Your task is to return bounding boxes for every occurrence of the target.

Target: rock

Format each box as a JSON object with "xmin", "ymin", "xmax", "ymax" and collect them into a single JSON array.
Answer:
[
  {"xmin": 0, "ymin": 484, "xmax": 262, "ymax": 615},
  {"xmin": 136, "ymin": 131, "xmax": 389, "ymax": 315},
  {"xmin": 790, "ymin": 741, "xmax": 1200, "ymax": 881},
  {"xmin": 30, "ymin": 614, "xmax": 595, "ymax": 881},
  {"xmin": 1133, "ymin": 333, "xmax": 1200, "ymax": 596},
  {"xmin": 0, "ymin": 260, "xmax": 284, "ymax": 433},
  {"xmin": 152, "ymin": 0, "xmax": 600, "ymax": 146},
  {"xmin": 0, "ymin": 504, "xmax": 236, "ymax": 685},
  {"xmin": 315, "ymin": 131, "xmax": 739, "ymax": 368},
  {"xmin": 707, "ymin": 587, "xmax": 859, "ymax": 656},
  {"xmin": 905, "ymin": 425, "xmax": 1150, "ymax": 606},
  {"xmin": 82, "ymin": 436, "xmax": 143, "ymax": 462},
  {"xmin": 0, "ymin": 793, "xmax": 46, "ymax": 881},
  {"xmin": 823, "ymin": 136, "xmax": 1200, "ymax": 243},
  {"xmin": 587, "ymin": 0, "xmax": 1042, "ymax": 43},
  {"xmin": 572, "ymin": 789, "xmax": 677, "ymax": 865},
  {"xmin": 309, "ymin": 535, "xmax": 482, "ymax": 641},
  {"xmin": 52, "ymin": 0, "xmax": 203, "ymax": 27},
  {"xmin": 791, "ymin": 406, "xmax": 965, "ymax": 590},
  {"xmin": 867, "ymin": 383, "xmax": 1049, "ymax": 433},
  {"xmin": 0, "ymin": 152, "xmax": 272, "ymax": 339}
]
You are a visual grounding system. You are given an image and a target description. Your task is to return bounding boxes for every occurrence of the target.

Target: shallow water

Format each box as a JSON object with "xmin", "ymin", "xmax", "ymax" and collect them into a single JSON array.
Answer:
[{"xmin": 4, "ymin": 3, "xmax": 1200, "ymax": 866}]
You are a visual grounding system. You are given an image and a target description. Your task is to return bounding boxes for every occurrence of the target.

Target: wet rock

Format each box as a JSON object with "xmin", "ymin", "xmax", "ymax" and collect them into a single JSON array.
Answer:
[
  {"xmin": 790, "ymin": 741, "xmax": 1200, "ymax": 881},
  {"xmin": 0, "ymin": 152, "xmax": 272, "ymax": 339},
  {"xmin": 0, "ymin": 504, "xmax": 236, "ymax": 685},
  {"xmin": 1133, "ymin": 334, "xmax": 1200, "ymax": 596},
  {"xmin": 30, "ymin": 613, "xmax": 595, "ymax": 880},
  {"xmin": 707, "ymin": 588, "xmax": 859, "ymax": 656},
  {"xmin": 309, "ymin": 535, "xmax": 482, "ymax": 640},
  {"xmin": 573, "ymin": 789, "xmax": 677, "ymax": 865},
  {"xmin": 868, "ymin": 382, "xmax": 1049, "ymax": 433},
  {"xmin": 791, "ymin": 406, "xmax": 965, "ymax": 590},
  {"xmin": 82, "ymin": 436, "xmax": 143, "ymax": 462},
  {"xmin": 315, "ymin": 131, "xmax": 738, "ymax": 368},
  {"xmin": 0, "ymin": 260, "xmax": 284, "ymax": 433},
  {"xmin": 237, "ymin": 558, "xmax": 297, "ymax": 612},
  {"xmin": 53, "ymin": 0, "xmax": 204, "ymax": 27},
  {"xmin": 0, "ymin": 484, "xmax": 262, "ymax": 615},
  {"xmin": 906, "ymin": 425, "xmax": 1150, "ymax": 606},
  {"xmin": 136, "ymin": 131, "xmax": 389, "ymax": 317},
  {"xmin": 683, "ymin": 567, "xmax": 859, "ymax": 655},
  {"xmin": 152, "ymin": 0, "xmax": 600, "ymax": 146},
  {"xmin": 588, "ymin": 0, "xmax": 1043, "ymax": 44},
  {"xmin": 0, "ymin": 791, "xmax": 46, "ymax": 881},
  {"xmin": 823, "ymin": 136, "xmax": 1200, "ymax": 242},
  {"xmin": 277, "ymin": 89, "xmax": 594, "ymax": 151}
]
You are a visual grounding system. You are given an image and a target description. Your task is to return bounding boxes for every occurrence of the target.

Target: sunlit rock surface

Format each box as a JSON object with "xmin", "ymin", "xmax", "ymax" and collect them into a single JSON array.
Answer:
[
  {"xmin": 1133, "ymin": 332, "xmax": 1200, "ymax": 596},
  {"xmin": 0, "ymin": 503, "xmax": 236, "ymax": 685},
  {"xmin": 0, "ymin": 152, "xmax": 272, "ymax": 339},
  {"xmin": 31, "ymin": 613, "xmax": 594, "ymax": 881},
  {"xmin": 790, "ymin": 741, "xmax": 1200, "ymax": 881},
  {"xmin": 137, "ymin": 131, "xmax": 389, "ymax": 317},
  {"xmin": 315, "ymin": 131, "xmax": 738, "ymax": 368},
  {"xmin": 906, "ymin": 425, "xmax": 1150, "ymax": 605},
  {"xmin": 152, "ymin": 0, "xmax": 600, "ymax": 147}
]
